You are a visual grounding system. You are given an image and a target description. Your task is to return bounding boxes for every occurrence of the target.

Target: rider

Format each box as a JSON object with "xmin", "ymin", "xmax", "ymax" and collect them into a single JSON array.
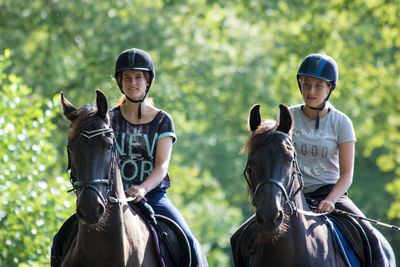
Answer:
[
  {"xmin": 290, "ymin": 52, "xmax": 386, "ymax": 266},
  {"xmin": 110, "ymin": 48, "xmax": 200, "ymax": 267}
]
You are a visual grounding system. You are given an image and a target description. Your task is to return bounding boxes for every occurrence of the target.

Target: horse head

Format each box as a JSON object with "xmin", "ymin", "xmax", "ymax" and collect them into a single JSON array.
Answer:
[
  {"xmin": 61, "ymin": 90, "xmax": 115, "ymax": 226},
  {"xmin": 244, "ymin": 104, "xmax": 302, "ymax": 241}
]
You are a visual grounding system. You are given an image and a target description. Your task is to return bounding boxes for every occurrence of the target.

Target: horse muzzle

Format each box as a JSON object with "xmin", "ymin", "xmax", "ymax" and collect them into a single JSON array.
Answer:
[
  {"xmin": 76, "ymin": 187, "xmax": 106, "ymax": 225},
  {"xmin": 256, "ymin": 206, "xmax": 285, "ymax": 234}
]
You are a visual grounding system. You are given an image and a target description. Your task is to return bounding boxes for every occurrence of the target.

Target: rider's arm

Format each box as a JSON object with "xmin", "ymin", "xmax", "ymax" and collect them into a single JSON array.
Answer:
[
  {"xmin": 125, "ymin": 136, "xmax": 173, "ymax": 202},
  {"xmin": 316, "ymin": 141, "xmax": 355, "ymax": 213}
]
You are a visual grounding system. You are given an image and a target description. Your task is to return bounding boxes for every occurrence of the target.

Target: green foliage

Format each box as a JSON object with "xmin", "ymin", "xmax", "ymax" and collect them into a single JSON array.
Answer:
[
  {"xmin": 0, "ymin": 50, "xmax": 74, "ymax": 266},
  {"xmin": 1, "ymin": 0, "xmax": 400, "ymax": 265},
  {"xmin": 168, "ymin": 164, "xmax": 242, "ymax": 265}
]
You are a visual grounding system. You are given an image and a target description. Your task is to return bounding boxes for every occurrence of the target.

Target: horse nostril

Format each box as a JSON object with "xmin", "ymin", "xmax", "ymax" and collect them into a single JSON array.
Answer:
[
  {"xmin": 96, "ymin": 204, "xmax": 105, "ymax": 217},
  {"xmin": 274, "ymin": 209, "xmax": 284, "ymax": 226}
]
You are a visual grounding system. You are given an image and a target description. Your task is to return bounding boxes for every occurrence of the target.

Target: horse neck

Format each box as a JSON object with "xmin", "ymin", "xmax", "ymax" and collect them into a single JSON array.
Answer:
[
  {"xmin": 289, "ymin": 180, "xmax": 316, "ymax": 227},
  {"xmin": 290, "ymin": 171, "xmax": 312, "ymax": 211},
  {"xmin": 286, "ymin": 180, "xmax": 329, "ymax": 242},
  {"xmin": 112, "ymin": 166, "xmax": 127, "ymax": 202},
  {"xmin": 295, "ymin": 190, "xmax": 312, "ymax": 212}
]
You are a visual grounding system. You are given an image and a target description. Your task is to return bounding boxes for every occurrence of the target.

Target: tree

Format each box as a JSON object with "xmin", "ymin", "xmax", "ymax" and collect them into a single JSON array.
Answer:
[
  {"xmin": 0, "ymin": 50, "xmax": 74, "ymax": 266},
  {"xmin": 1, "ymin": 0, "xmax": 400, "ymax": 265}
]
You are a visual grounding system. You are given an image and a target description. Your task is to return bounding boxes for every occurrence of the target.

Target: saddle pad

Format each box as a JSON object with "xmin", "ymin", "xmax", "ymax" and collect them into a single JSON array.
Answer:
[
  {"xmin": 324, "ymin": 216, "xmax": 361, "ymax": 267},
  {"xmin": 329, "ymin": 213, "xmax": 372, "ymax": 267}
]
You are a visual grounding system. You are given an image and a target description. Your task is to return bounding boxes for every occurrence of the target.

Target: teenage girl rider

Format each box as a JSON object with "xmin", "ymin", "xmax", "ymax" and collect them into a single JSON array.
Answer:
[
  {"xmin": 110, "ymin": 48, "xmax": 200, "ymax": 267},
  {"xmin": 290, "ymin": 52, "xmax": 386, "ymax": 266}
]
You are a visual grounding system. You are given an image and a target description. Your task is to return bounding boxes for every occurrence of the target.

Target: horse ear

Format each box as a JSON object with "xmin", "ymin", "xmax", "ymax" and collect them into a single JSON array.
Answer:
[
  {"xmin": 276, "ymin": 104, "xmax": 293, "ymax": 134},
  {"xmin": 249, "ymin": 104, "xmax": 261, "ymax": 132},
  {"xmin": 96, "ymin": 89, "xmax": 108, "ymax": 118},
  {"xmin": 60, "ymin": 92, "xmax": 78, "ymax": 121}
]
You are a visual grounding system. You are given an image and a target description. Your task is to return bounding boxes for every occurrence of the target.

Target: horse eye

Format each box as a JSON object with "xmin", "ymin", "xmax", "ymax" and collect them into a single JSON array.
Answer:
[{"xmin": 104, "ymin": 139, "xmax": 113, "ymax": 150}]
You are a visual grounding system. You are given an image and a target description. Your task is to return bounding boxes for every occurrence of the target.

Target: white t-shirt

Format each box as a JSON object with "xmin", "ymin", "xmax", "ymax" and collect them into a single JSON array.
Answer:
[{"xmin": 289, "ymin": 103, "xmax": 356, "ymax": 193}]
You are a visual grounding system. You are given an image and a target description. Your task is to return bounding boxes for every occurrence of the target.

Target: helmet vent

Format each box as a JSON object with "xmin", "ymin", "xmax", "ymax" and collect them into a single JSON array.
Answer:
[
  {"xmin": 128, "ymin": 50, "xmax": 136, "ymax": 66},
  {"xmin": 307, "ymin": 56, "xmax": 327, "ymax": 76}
]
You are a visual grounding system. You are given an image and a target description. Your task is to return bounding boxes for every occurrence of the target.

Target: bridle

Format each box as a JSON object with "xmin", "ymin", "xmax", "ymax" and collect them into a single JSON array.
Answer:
[
  {"xmin": 244, "ymin": 130, "xmax": 304, "ymax": 214},
  {"xmin": 67, "ymin": 126, "xmax": 135, "ymax": 205}
]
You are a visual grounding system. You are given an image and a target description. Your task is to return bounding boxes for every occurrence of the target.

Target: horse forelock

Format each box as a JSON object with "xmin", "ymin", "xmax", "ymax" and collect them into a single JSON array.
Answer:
[
  {"xmin": 68, "ymin": 104, "xmax": 110, "ymax": 139},
  {"xmin": 243, "ymin": 119, "xmax": 277, "ymax": 154}
]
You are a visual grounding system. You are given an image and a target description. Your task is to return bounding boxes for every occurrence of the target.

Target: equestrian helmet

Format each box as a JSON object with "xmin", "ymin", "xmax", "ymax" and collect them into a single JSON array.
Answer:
[
  {"xmin": 297, "ymin": 53, "xmax": 338, "ymax": 92},
  {"xmin": 114, "ymin": 48, "xmax": 155, "ymax": 89}
]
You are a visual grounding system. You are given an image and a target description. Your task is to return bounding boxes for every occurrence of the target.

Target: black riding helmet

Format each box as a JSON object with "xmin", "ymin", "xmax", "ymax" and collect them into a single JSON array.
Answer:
[
  {"xmin": 114, "ymin": 48, "xmax": 155, "ymax": 119},
  {"xmin": 296, "ymin": 53, "xmax": 339, "ymax": 129}
]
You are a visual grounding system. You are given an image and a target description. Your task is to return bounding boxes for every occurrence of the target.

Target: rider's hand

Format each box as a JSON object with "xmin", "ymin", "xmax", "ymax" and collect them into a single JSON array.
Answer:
[
  {"xmin": 125, "ymin": 186, "xmax": 147, "ymax": 203},
  {"xmin": 316, "ymin": 199, "xmax": 335, "ymax": 213}
]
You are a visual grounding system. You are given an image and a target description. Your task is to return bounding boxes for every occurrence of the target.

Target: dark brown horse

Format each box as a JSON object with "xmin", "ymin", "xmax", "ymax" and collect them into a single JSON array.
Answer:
[
  {"xmin": 56, "ymin": 90, "xmax": 159, "ymax": 267},
  {"xmin": 231, "ymin": 104, "xmax": 395, "ymax": 267},
  {"xmin": 231, "ymin": 104, "xmax": 349, "ymax": 267}
]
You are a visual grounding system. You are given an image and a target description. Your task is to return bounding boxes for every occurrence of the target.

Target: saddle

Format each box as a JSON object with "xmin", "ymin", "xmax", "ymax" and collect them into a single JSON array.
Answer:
[
  {"xmin": 154, "ymin": 214, "xmax": 191, "ymax": 267},
  {"xmin": 50, "ymin": 201, "xmax": 191, "ymax": 267},
  {"xmin": 131, "ymin": 201, "xmax": 191, "ymax": 267},
  {"xmin": 305, "ymin": 197, "xmax": 372, "ymax": 267}
]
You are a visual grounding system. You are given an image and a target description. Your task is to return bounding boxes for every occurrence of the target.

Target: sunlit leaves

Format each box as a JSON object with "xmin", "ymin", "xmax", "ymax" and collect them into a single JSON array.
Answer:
[
  {"xmin": 168, "ymin": 164, "xmax": 242, "ymax": 266},
  {"xmin": 0, "ymin": 51, "xmax": 74, "ymax": 266},
  {"xmin": 2, "ymin": 0, "xmax": 400, "ymax": 265}
]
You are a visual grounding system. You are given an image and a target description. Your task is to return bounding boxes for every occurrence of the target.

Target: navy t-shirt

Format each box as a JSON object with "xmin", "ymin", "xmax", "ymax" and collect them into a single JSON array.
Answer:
[{"xmin": 109, "ymin": 106, "xmax": 177, "ymax": 191}]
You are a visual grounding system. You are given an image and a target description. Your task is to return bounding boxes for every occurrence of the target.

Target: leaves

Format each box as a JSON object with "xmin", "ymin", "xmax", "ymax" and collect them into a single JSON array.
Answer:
[
  {"xmin": 1, "ymin": 0, "xmax": 400, "ymax": 265},
  {"xmin": 0, "ymin": 51, "xmax": 74, "ymax": 266}
]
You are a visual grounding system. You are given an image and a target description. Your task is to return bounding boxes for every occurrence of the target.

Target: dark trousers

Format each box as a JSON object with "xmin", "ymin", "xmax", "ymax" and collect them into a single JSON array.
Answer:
[
  {"xmin": 305, "ymin": 184, "xmax": 386, "ymax": 267},
  {"xmin": 147, "ymin": 189, "xmax": 199, "ymax": 267}
]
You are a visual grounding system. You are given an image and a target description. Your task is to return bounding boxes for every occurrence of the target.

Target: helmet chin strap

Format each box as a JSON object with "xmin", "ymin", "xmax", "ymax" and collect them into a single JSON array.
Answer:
[
  {"xmin": 304, "ymin": 89, "xmax": 333, "ymax": 129},
  {"xmin": 305, "ymin": 101, "xmax": 326, "ymax": 129},
  {"xmin": 124, "ymin": 91, "xmax": 148, "ymax": 119}
]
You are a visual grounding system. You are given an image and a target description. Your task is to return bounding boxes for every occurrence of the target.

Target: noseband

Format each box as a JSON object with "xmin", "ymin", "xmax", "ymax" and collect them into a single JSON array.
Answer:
[
  {"xmin": 67, "ymin": 127, "xmax": 116, "ymax": 205},
  {"xmin": 244, "ymin": 130, "xmax": 304, "ymax": 213}
]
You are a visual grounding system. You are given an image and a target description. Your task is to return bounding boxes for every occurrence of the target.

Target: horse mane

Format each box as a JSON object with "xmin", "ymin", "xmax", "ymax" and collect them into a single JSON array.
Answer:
[
  {"xmin": 242, "ymin": 119, "xmax": 277, "ymax": 154},
  {"xmin": 67, "ymin": 104, "xmax": 110, "ymax": 139}
]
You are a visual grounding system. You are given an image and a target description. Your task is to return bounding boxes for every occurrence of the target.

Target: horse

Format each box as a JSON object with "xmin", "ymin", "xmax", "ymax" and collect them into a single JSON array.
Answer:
[
  {"xmin": 53, "ymin": 90, "xmax": 159, "ymax": 267},
  {"xmin": 230, "ymin": 104, "xmax": 396, "ymax": 267}
]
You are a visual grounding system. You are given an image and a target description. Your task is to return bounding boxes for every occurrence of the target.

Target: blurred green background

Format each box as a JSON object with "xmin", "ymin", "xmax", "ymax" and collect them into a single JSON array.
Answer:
[{"xmin": 1, "ymin": 0, "xmax": 399, "ymax": 266}]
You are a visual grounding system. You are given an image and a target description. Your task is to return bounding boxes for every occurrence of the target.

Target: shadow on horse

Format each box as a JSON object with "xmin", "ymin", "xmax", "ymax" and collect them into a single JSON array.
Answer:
[
  {"xmin": 51, "ymin": 90, "xmax": 208, "ymax": 267},
  {"xmin": 230, "ymin": 104, "xmax": 395, "ymax": 267}
]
